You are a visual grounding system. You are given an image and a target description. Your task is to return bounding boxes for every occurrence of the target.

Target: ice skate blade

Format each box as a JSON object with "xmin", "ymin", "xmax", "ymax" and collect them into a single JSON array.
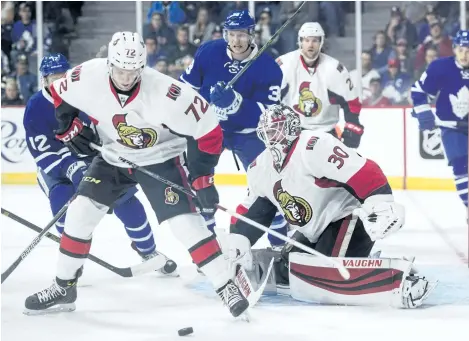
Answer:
[
  {"xmin": 23, "ymin": 303, "xmax": 76, "ymax": 316},
  {"xmin": 236, "ymin": 310, "xmax": 251, "ymax": 323},
  {"xmin": 157, "ymin": 269, "xmax": 180, "ymax": 278}
]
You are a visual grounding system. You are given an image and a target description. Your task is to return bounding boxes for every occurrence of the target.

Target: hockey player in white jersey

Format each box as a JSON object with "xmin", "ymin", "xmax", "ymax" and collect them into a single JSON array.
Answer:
[
  {"xmin": 24, "ymin": 32, "xmax": 250, "ymax": 318},
  {"xmin": 229, "ymin": 103, "xmax": 435, "ymax": 308},
  {"xmin": 277, "ymin": 23, "xmax": 364, "ymax": 148}
]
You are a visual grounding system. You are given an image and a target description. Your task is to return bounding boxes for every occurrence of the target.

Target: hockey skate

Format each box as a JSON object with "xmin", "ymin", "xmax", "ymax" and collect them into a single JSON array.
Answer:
[
  {"xmin": 131, "ymin": 242, "xmax": 178, "ymax": 277},
  {"xmin": 142, "ymin": 251, "xmax": 178, "ymax": 277},
  {"xmin": 24, "ymin": 277, "xmax": 77, "ymax": 315},
  {"xmin": 401, "ymin": 275, "xmax": 438, "ymax": 308},
  {"xmin": 216, "ymin": 278, "xmax": 249, "ymax": 318}
]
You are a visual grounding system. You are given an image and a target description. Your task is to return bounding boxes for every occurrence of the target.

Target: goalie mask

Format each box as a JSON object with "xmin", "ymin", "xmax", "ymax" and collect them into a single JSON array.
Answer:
[{"xmin": 256, "ymin": 104, "xmax": 301, "ymax": 172}]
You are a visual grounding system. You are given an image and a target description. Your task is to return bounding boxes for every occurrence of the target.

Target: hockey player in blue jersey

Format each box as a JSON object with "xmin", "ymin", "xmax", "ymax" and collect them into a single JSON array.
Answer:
[
  {"xmin": 411, "ymin": 30, "xmax": 469, "ymax": 207},
  {"xmin": 180, "ymin": 9, "xmax": 288, "ymax": 246},
  {"xmin": 23, "ymin": 53, "xmax": 177, "ymax": 275}
]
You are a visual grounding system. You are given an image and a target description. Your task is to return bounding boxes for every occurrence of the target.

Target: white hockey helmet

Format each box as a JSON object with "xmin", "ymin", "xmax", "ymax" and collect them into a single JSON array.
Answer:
[
  {"xmin": 107, "ymin": 31, "xmax": 147, "ymax": 90},
  {"xmin": 298, "ymin": 22, "xmax": 325, "ymax": 50}
]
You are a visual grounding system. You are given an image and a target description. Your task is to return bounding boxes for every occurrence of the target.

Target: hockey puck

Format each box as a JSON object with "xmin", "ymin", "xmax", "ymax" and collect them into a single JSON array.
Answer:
[{"xmin": 178, "ymin": 327, "xmax": 193, "ymax": 336}]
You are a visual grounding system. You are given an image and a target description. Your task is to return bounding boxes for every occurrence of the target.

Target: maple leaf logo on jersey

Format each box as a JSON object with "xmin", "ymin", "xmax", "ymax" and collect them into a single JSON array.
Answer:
[
  {"xmin": 293, "ymin": 81, "xmax": 322, "ymax": 117},
  {"xmin": 112, "ymin": 114, "xmax": 158, "ymax": 149},
  {"xmin": 273, "ymin": 180, "xmax": 312, "ymax": 226},
  {"xmin": 449, "ymin": 86, "xmax": 469, "ymax": 119}
]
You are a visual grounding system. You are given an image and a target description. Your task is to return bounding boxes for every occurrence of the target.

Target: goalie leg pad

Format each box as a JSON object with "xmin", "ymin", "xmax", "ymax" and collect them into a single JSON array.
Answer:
[{"xmin": 288, "ymin": 252, "xmax": 437, "ymax": 308}]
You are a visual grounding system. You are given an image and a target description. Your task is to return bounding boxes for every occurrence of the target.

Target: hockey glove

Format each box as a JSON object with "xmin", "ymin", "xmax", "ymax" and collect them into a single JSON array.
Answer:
[
  {"xmin": 65, "ymin": 160, "xmax": 88, "ymax": 189},
  {"xmin": 411, "ymin": 109, "xmax": 435, "ymax": 131},
  {"xmin": 353, "ymin": 196, "xmax": 405, "ymax": 241},
  {"xmin": 210, "ymin": 81, "xmax": 243, "ymax": 121},
  {"xmin": 342, "ymin": 122, "xmax": 364, "ymax": 148},
  {"xmin": 55, "ymin": 117, "xmax": 100, "ymax": 156},
  {"xmin": 191, "ymin": 175, "xmax": 219, "ymax": 214}
]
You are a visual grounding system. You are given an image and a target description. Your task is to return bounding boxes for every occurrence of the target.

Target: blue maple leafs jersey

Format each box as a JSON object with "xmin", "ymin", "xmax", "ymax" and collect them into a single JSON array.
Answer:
[
  {"xmin": 180, "ymin": 39, "xmax": 283, "ymax": 133},
  {"xmin": 23, "ymin": 88, "xmax": 92, "ymax": 180},
  {"xmin": 411, "ymin": 56, "xmax": 469, "ymax": 121}
]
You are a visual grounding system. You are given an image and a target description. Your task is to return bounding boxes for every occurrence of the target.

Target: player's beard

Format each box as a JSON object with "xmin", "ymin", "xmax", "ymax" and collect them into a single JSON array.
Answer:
[{"xmin": 301, "ymin": 48, "xmax": 320, "ymax": 63}]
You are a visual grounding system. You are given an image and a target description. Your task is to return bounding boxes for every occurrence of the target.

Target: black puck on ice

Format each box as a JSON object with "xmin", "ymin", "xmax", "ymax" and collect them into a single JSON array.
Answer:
[{"xmin": 178, "ymin": 327, "xmax": 193, "ymax": 336}]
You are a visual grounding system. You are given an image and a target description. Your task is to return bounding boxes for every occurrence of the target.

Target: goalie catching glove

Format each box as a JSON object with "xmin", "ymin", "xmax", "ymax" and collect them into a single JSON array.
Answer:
[{"xmin": 353, "ymin": 195, "xmax": 405, "ymax": 241}]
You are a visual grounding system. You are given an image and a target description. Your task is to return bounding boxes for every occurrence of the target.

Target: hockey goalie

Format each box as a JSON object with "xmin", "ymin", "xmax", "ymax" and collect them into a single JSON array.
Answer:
[{"xmin": 225, "ymin": 103, "xmax": 437, "ymax": 309}]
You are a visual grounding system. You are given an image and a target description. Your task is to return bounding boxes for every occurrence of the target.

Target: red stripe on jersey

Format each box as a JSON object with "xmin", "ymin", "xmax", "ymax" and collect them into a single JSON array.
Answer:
[
  {"xmin": 280, "ymin": 138, "xmax": 299, "ymax": 171},
  {"xmin": 230, "ymin": 204, "xmax": 249, "ymax": 225},
  {"xmin": 347, "ymin": 97, "xmax": 362, "ymax": 114},
  {"xmin": 60, "ymin": 233, "xmax": 91, "ymax": 255},
  {"xmin": 346, "ymin": 159, "xmax": 388, "ymax": 200},
  {"xmin": 190, "ymin": 237, "xmax": 222, "ymax": 267},
  {"xmin": 50, "ymin": 84, "xmax": 63, "ymax": 108},
  {"xmin": 331, "ymin": 217, "xmax": 351, "ymax": 257},
  {"xmin": 88, "ymin": 115, "xmax": 99, "ymax": 125},
  {"xmin": 198, "ymin": 125, "xmax": 223, "ymax": 155}
]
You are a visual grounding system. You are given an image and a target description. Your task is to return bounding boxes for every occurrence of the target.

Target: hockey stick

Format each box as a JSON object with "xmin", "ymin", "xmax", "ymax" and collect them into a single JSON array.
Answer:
[
  {"xmin": 436, "ymin": 119, "xmax": 468, "ymax": 132},
  {"xmin": 1, "ymin": 208, "xmax": 168, "ymax": 278},
  {"xmin": 225, "ymin": 1, "xmax": 306, "ymax": 89},
  {"xmin": 90, "ymin": 143, "xmax": 351, "ymax": 280},
  {"xmin": 1, "ymin": 195, "xmax": 75, "ymax": 283}
]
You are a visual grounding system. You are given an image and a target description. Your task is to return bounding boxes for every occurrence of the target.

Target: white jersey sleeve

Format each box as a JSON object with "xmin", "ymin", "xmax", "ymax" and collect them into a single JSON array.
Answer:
[
  {"xmin": 299, "ymin": 131, "xmax": 391, "ymax": 201},
  {"xmin": 158, "ymin": 80, "xmax": 220, "ymax": 141},
  {"xmin": 324, "ymin": 61, "xmax": 360, "ymax": 104}
]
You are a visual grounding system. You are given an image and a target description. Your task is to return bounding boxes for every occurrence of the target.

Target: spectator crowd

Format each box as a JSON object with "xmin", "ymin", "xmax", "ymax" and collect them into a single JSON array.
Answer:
[
  {"xmin": 141, "ymin": 1, "xmax": 350, "ymax": 79},
  {"xmin": 352, "ymin": 2, "xmax": 468, "ymax": 107},
  {"xmin": 1, "ymin": 1, "xmax": 84, "ymax": 104}
]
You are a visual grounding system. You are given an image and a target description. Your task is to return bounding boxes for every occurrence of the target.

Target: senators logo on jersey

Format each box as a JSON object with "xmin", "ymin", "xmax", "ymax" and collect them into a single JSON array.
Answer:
[
  {"xmin": 164, "ymin": 187, "xmax": 179, "ymax": 205},
  {"xmin": 293, "ymin": 81, "xmax": 322, "ymax": 117},
  {"xmin": 273, "ymin": 180, "xmax": 312, "ymax": 226},
  {"xmin": 112, "ymin": 114, "xmax": 158, "ymax": 149}
]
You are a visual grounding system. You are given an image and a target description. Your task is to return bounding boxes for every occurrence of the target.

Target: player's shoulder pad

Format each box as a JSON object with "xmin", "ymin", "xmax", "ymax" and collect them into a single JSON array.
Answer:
[
  {"xmin": 24, "ymin": 90, "xmax": 48, "ymax": 117},
  {"xmin": 25, "ymin": 89, "xmax": 45, "ymax": 108},
  {"xmin": 146, "ymin": 66, "xmax": 197, "ymax": 102},
  {"xmin": 195, "ymin": 39, "xmax": 225, "ymax": 59},
  {"xmin": 276, "ymin": 50, "xmax": 297, "ymax": 69},
  {"xmin": 68, "ymin": 58, "xmax": 106, "ymax": 82},
  {"xmin": 255, "ymin": 50, "xmax": 282, "ymax": 81},
  {"xmin": 426, "ymin": 56, "xmax": 453, "ymax": 76},
  {"xmin": 299, "ymin": 130, "xmax": 335, "ymax": 152},
  {"xmin": 321, "ymin": 53, "xmax": 347, "ymax": 74},
  {"xmin": 247, "ymin": 149, "xmax": 270, "ymax": 176},
  {"xmin": 23, "ymin": 90, "xmax": 51, "ymax": 128}
]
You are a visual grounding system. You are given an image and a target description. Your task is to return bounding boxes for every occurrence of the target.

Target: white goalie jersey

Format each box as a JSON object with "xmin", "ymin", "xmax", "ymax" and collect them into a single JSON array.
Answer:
[
  {"xmin": 277, "ymin": 50, "xmax": 362, "ymax": 132},
  {"xmin": 50, "ymin": 58, "xmax": 220, "ymax": 168},
  {"xmin": 245, "ymin": 130, "xmax": 391, "ymax": 243}
]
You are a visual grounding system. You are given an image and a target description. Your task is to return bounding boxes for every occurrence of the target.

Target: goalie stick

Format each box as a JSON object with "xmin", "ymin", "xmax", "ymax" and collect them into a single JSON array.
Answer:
[
  {"xmin": 90, "ymin": 142, "xmax": 351, "ymax": 280},
  {"xmin": 1, "ymin": 208, "xmax": 168, "ymax": 278}
]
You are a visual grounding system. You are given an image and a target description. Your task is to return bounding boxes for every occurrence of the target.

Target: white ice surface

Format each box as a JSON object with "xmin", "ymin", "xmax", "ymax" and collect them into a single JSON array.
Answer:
[{"xmin": 1, "ymin": 185, "xmax": 468, "ymax": 341}]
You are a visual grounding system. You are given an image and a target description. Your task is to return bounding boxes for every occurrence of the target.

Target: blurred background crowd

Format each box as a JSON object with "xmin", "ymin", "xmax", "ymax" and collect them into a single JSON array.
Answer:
[{"xmin": 1, "ymin": 1, "xmax": 468, "ymax": 106}]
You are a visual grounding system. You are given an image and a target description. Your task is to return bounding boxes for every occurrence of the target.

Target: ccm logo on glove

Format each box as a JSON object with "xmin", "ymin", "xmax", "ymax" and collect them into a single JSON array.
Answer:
[{"xmin": 56, "ymin": 118, "xmax": 84, "ymax": 142}]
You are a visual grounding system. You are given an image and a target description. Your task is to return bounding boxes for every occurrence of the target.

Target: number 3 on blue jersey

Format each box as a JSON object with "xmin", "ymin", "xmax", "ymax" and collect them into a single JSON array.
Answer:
[{"xmin": 268, "ymin": 85, "xmax": 281, "ymax": 102}]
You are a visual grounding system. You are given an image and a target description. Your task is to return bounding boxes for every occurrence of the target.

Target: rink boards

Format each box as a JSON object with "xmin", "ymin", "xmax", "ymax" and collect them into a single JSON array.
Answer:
[{"xmin": 1, "ymin": 106, "xmax": 456, "ymax": 190}]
